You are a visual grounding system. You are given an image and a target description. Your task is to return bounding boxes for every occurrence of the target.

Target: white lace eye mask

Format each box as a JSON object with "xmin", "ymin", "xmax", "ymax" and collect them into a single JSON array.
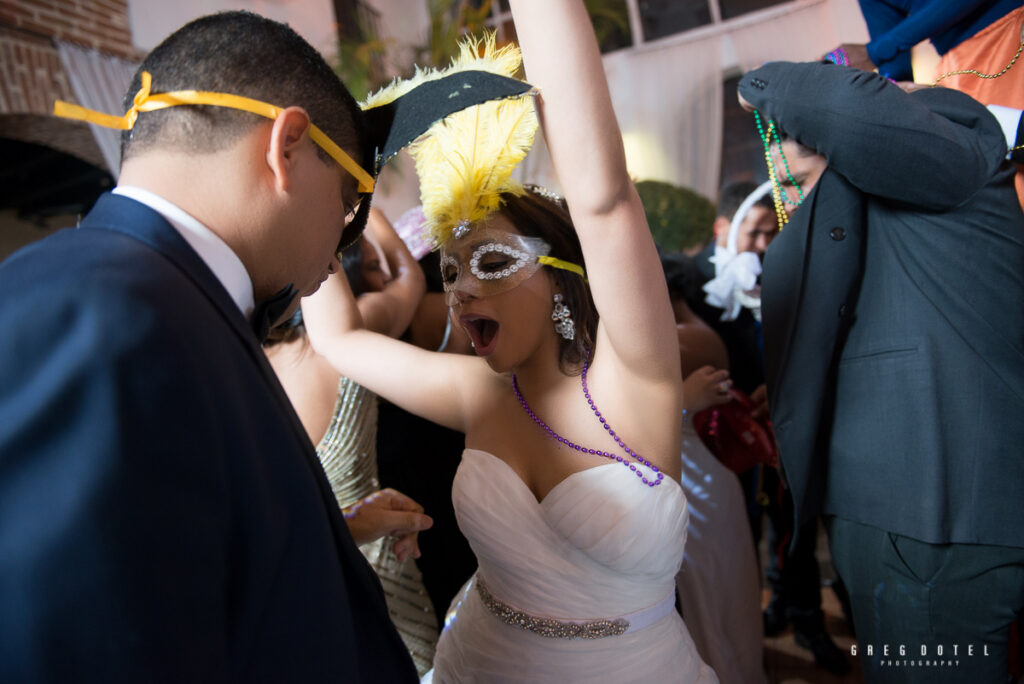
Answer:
[{"xmin": 441, "ymin": 229, "xmax": 551, "ymax": 305}]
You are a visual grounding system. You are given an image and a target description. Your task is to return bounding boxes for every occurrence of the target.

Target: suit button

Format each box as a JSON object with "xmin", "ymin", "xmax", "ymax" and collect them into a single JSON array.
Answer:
[
  {"xmin": 829, "ymin": 227, "xmax": 846, "ymax": 241},
  {"xmin": 839, "ymin": 304, "xmax": 848, "ymax": 317}
]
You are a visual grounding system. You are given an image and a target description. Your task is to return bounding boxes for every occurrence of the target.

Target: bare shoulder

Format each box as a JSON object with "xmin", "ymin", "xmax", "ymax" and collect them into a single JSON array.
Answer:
[
  {"xmin": 458, "ymin": 365, "xmax": 514, "ymax": 429},
  {"xmin": 265, "ymin": 342, "xmax": 341, "ymax": 444}
]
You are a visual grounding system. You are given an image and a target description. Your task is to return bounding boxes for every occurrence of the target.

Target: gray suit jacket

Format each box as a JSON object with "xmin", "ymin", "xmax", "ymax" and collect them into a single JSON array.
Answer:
[{"xmin": 740, "ymin": 62, "xmax": 1024, "ymax": 548}]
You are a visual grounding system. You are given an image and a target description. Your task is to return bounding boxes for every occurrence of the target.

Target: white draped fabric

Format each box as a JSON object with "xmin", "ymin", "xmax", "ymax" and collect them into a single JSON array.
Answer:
[
  {"xmin": 517, "ymin": 31, "xmax": 722, "ymax": 201},
  {"xmin": 604, "ymin": 31, "xmax": 724, "ymax": 201},
  {"xmin": 56, "ymin": 41, "xmax": 139, "ymax": 178},
  {"xmin": 677, "ymin": 416, "xmax": 767, "ymax": 684}
]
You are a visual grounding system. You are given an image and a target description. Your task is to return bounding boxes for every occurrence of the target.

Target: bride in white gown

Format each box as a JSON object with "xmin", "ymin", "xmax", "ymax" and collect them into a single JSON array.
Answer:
[
  {"xmin": 432, "ymin": 448, "xmax": 707, "ymax": 681},
  {"xmin": 302, "ymin": 1, "xmax": 717, "ymax": 681}
]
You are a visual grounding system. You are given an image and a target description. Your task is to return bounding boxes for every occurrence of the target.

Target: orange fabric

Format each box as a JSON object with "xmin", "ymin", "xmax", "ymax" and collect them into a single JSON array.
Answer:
[
  {"xmin": 934, "ymin": 6, "xmax": 1024, "ymax": 107},
  {"xmin": 935, "ymin": 7, "xmax": 1024, "ymax": 211}
]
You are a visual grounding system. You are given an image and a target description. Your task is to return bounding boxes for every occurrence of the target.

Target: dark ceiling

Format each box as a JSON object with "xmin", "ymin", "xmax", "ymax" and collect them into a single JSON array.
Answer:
[{"xmin": 0, "ymin": 138, "xmax": 112, "ymax": 226}]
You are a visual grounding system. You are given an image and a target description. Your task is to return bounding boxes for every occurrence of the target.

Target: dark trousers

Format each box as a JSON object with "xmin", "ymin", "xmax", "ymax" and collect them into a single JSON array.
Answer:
[
  {"xmin": 827, "ymin": 516, "xmax": 1024, "ymax": 683},
  {"xmin": 763, "ymin": 466, "xmax": 826, "ymax": 629},
  {"xmin": 741, "ymin": 464, "xmax": 826, "ymax": 629}
]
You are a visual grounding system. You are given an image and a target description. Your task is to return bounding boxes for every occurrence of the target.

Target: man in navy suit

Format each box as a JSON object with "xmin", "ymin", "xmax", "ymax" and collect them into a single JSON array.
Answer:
[
  {"xmin": 740, "ymin": 61, "xmax": 1024, "ymax": 682},
  {"xmin": 0, "ymin": 12, "xmax": 423, "ymax": 682}
]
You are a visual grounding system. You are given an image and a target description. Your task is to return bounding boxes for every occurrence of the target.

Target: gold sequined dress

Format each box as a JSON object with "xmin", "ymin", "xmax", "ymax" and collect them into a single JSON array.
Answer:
[{"xmin": 317, "ymin": 375, "xmax": 438, "ymax": 676}]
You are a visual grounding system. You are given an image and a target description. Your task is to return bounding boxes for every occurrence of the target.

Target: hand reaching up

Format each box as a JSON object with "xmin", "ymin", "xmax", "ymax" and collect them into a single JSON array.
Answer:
[
  {"xmin": 826, "ymin": 43, "xmax": 874, "ymax": 71},
  {"xmin": 682, "ymin": 366, "xmax": 732, "ymax": 414}
]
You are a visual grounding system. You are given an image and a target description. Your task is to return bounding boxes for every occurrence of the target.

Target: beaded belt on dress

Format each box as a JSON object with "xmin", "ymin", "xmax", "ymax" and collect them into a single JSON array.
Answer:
[{"xmin": 474, "ymin": 577, "xmax": 675, "ymax": 640}]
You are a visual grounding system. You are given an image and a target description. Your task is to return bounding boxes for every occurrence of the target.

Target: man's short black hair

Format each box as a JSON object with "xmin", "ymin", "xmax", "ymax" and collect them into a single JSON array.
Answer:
[
  {"xmin": 121, "ymin": 11, "xmax": 366, "ymax": 170},
  {"xmin": 772, "ymin": 124, "xmax": 819, "ymax": 158},
  {"xmin": 716, "ymin": 180, "xmax": 772, "ymax": 221}
]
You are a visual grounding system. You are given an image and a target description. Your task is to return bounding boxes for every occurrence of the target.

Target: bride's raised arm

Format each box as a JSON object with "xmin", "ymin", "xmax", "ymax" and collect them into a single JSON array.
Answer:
[
  {"xmin": 510, "ymin": 0, "xmax": 680, "ymax": 384},
  {"xmin": 301, "ymin": 265, "xmax": 493, "ymax": 434}
]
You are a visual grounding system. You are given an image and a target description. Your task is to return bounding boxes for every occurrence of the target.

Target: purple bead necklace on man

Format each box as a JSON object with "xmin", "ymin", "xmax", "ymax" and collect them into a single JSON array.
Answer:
[{"xmin": 512, "ymin": 356, "xmax": 665, "ymax": 488}]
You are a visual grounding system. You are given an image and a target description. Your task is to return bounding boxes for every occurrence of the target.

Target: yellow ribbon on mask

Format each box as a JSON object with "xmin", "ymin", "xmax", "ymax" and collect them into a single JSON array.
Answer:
[
  {"xmin": 538, "ymin": 255, "xmax": 586, "ymax": 281},
  {"xmin": 53, "ymin": 71, "xmax": 375, "ymax": 193}
]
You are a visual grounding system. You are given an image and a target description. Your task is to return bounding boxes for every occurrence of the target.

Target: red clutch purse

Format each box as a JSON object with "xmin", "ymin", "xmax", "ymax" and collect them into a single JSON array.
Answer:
[{"xmin": 692, "ymin": 389, "xmax": 779, "ymax": 473}]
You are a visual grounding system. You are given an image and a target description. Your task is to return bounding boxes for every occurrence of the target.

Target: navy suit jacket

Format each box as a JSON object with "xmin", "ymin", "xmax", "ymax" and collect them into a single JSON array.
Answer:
[
  {"xmin": 0, "ymin": 194, "xmax": 417, "ymax": 682},
  {"xmin": 740, "ymin": 63, "xmax": 1024, "ymax": 548}
]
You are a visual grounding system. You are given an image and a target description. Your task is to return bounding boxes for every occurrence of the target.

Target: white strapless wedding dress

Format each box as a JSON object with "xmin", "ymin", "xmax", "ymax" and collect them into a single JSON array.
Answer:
[{"xmin": 428, "ymin": 449, "xmax": 718, "ymax": 683}]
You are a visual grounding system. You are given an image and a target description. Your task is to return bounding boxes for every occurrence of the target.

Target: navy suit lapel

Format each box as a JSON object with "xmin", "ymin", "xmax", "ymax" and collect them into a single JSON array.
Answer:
[{"xmin": 80, "ymin": 194, "xmax": 359, "ymax": 549}]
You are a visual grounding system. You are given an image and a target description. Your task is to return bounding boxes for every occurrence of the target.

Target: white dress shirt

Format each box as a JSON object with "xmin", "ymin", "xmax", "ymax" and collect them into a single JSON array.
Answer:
[{"xmin": 113, "ymin": 186, "xmax": 255, "ymax": 320}]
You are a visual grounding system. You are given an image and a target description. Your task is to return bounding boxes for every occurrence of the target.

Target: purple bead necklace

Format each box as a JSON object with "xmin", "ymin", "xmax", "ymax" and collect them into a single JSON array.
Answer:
[{"xmin": 511, "ymin": 357, "xmax": 665, "ymax": 488}]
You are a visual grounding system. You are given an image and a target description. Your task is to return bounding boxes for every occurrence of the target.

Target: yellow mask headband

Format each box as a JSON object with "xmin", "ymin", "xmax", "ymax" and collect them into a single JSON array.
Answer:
[
  {"xmin": 538, "ymin": 255, "xmax": 586, "ymax": 280},
  {"xmin": 53, "ymin": 71, "xmax": 375, "ymax": 193}
]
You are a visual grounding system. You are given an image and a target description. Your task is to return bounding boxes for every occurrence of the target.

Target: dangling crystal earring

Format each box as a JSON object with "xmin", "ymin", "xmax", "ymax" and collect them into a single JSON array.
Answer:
[{"xmin": 551, "ymin": 293, "xmax": 575, "ymax": 341}]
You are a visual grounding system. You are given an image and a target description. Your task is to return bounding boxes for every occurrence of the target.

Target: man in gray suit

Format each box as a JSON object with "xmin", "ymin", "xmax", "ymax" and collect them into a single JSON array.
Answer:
[{"xmin": 738, "ymin": 61, "xmax": 1024, "ymax": 682}]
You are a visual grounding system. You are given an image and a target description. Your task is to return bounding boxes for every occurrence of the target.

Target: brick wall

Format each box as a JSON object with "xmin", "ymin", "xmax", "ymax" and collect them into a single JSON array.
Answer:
[
  {"xmin": 0, "ymin": 26, "xmax": 74, "ymax": 114},
  {"xmin": 0, "ymin": 0, "xmax": 135, "ymax": 174},
  {"xmin": 0, "ymin": 0, "xmax": 136, "ymax": 119},
  {"xmin": 0, "ymin": 0, "xmax": 134, "ymax": 58}
]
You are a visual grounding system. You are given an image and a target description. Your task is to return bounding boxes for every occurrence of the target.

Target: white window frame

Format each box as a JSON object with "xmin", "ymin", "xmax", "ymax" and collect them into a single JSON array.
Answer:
[{"xmin": 486, "ymin": 0, "xmax": 808, "ymax": 52}]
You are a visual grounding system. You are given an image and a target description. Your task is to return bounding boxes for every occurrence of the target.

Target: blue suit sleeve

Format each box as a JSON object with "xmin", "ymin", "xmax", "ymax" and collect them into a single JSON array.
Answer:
[
  {"xmin": 859, "ymin": 0, "xmax": 913, "ymax": 80},
  {"xmin": 860, "ymin": 0, "xmax": 992, "ymax": 80},
  {"xmin": 0, "ymin": 272, "xmax": 230, "ymax": 682}
]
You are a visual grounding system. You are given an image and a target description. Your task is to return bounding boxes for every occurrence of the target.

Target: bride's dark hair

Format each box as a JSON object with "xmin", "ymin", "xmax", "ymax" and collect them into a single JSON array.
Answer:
[{"xmin": 498, "ymin": 188, "xmax": 598, "ymax": 375}]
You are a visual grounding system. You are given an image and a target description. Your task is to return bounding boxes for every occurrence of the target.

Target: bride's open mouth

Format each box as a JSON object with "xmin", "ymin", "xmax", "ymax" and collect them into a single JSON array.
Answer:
[{"xmin": 460, "ymin": 314, "xmax": 499, "ymax": 356}]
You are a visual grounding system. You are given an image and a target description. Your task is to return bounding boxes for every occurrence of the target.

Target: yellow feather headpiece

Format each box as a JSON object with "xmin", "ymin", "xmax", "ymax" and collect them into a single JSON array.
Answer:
[{"xmin": 363, "ymin": 33, "xmax": 538, "ymax": 247}]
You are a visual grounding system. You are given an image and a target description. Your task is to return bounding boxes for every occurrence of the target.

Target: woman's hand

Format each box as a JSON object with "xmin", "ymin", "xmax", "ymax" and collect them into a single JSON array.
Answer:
[
  {"xmin": 749, "ymin": 383, "xmax": 770, "ymax": 420},
  {"xmin": 682, "ymin": 365, "xmax": 732, "ymax": 414},
  {"xmin": 355, "ymin": 209, "xmax": 426, "ymax": 337},
  {"xmin": 832, "ymin": 43, "xmax": 874, "ymax": 71},
  {"xmin": 343, "ymin": 488, "xmax": 433, "ymax": 561}
]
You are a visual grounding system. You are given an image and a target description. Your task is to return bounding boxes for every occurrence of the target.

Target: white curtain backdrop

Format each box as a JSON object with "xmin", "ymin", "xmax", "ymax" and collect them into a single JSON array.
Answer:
[
  {"xmin": 56, "ymin": 41, "xmax": 139, "ymax": 177},
  {"xmin": 511, "ymin": 0, "xmax": 868, "ymax": 205},
  {"xmin": 728, "ymin": 0, "xmax": 861, "ymax": 73},
  {"xmin": 606, "ymin": 30, "xmax": 724, "ymax": 200},
  {"xmin": 515, "ymin": 31, "xmax": 722, "ymax": 202}
]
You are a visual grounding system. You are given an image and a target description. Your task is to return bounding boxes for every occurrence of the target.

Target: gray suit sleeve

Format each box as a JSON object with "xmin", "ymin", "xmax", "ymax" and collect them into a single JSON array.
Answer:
[{"xmin": 738, "ymin": 61, "xmax": 1008, "ymax": 210}]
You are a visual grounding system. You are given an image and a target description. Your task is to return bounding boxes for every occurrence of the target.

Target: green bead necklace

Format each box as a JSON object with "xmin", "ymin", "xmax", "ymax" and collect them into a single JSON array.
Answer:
[{"xmin": 754, "ymin": 110, "xmax": 804, "ymax": 230}]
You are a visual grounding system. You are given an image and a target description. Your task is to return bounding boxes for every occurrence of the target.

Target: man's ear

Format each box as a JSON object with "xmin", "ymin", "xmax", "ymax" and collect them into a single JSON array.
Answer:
[
  {"xmin": 266, "ymin": 106, "xmax": 312, "ymax": 193},
  {"xmin": 712, "ymin": 216, "xmax": 730, "ymax": 246}
]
